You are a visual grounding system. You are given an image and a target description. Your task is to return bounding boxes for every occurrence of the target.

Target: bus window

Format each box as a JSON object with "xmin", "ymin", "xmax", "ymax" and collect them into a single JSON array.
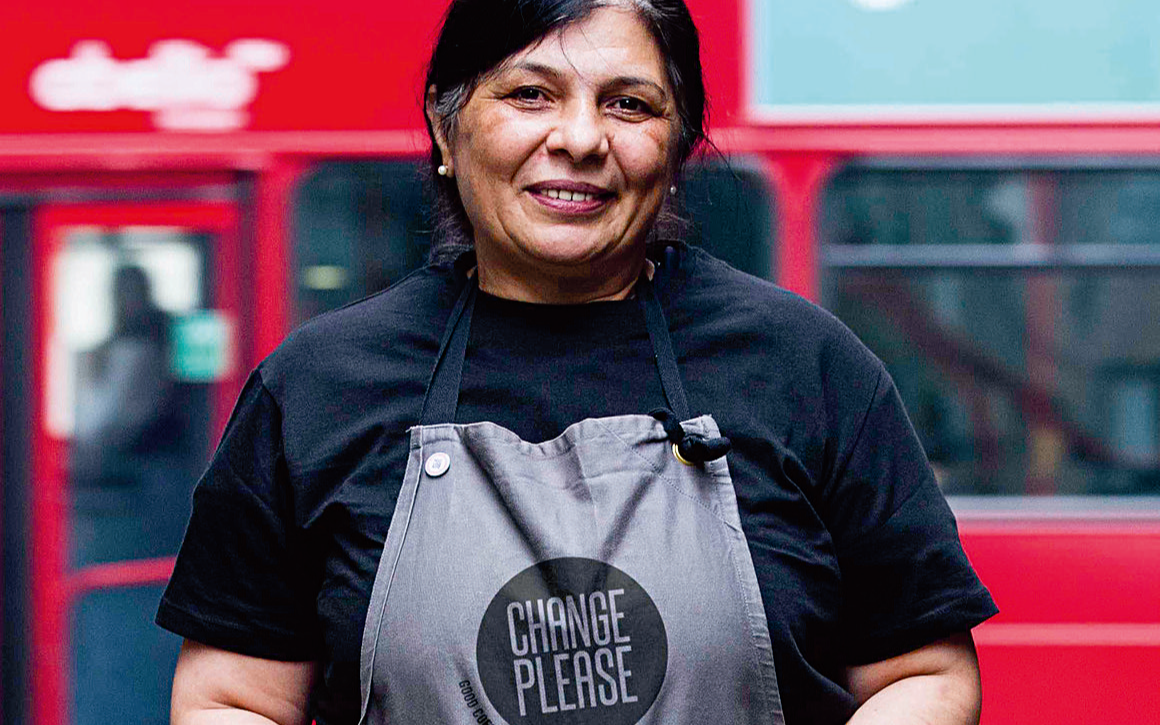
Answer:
[
  {"xmin": 822, "ymin": 166, "xmax": 1160, "ymax": 496},
  {"xmin": 49, "ymin": 226, "xmax": 212, "ymax": 563},
  {"xmin": 293, "ymin": 161, "xmax": 433, "ymax": 325},
  {"xmin": 291, "ymin": 157, "xmax": 777, "ymax": 322}
]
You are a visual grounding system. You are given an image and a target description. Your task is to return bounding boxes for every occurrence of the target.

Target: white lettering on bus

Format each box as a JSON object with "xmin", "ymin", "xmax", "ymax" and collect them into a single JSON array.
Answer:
[{"xmin": 28, "ymin": 39, "xmax": 290, "ymax": 131}]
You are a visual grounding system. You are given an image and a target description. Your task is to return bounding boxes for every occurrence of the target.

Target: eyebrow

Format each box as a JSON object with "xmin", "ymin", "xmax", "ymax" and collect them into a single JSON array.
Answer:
[{"xmin": 505, "ymin": 61, "xmax": 668, "ymax": 97}]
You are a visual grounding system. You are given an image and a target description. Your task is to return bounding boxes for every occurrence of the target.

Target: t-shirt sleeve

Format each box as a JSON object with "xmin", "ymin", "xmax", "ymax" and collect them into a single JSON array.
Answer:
[
  {"xmin": 822, "ymin": 366, "xmax": 998, "ymax": 666},
  {"xmin": 156, "ymin": 368, "xmax": 322, "ymax": 661}
]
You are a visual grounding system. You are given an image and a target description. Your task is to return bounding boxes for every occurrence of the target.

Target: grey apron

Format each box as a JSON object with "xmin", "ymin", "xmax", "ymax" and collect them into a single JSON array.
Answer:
[{"xmin": 359, "ymin": 273, "xmax": 784, "ymax": 725}]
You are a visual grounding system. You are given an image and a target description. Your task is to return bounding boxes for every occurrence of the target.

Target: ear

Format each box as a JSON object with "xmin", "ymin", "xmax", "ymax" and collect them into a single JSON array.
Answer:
[{"xmin": 425, "ymin": 85, "xmax": 454, "ymax": 169}]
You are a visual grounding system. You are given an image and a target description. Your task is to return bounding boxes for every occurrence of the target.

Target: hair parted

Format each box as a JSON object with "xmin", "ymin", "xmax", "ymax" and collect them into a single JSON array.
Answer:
[{"xmin": 423, "ymin": 0, "xmax": 708, "ymax": 260}]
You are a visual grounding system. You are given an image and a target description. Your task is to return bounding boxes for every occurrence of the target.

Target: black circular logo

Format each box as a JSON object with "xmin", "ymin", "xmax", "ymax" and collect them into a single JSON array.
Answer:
[{"xmin": 476, "ymin": 558, "xmax": 667, "ymax": 724}]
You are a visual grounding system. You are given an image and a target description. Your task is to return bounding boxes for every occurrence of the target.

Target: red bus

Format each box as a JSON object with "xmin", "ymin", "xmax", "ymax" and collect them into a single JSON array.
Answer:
[{"xmin": 1, "ymin": 1, "xmax": 1158, "ymax": 724}]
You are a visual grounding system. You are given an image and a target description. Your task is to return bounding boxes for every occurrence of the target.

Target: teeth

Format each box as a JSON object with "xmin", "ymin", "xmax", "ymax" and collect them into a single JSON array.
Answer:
[{"xmin": 543, "ymin": 189, "xmax": 595, "ymax": 202}]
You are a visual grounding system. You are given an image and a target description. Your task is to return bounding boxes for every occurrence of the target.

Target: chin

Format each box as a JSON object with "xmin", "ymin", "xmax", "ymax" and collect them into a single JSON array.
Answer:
[
  {"xmin": 519, "ymin": 237, "xmax": 624, "ymax": 268},
  {"xmin": 531, "ymin": 247, "xmax": 631, "ymax": 272}
]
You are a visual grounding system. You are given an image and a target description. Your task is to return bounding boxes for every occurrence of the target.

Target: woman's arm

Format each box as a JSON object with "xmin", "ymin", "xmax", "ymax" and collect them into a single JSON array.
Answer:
[
  {"xmin": 171, "ymin": 640, "xmax": 319, "ymax": 725},
  {"xmin": 845, "ymin": 632, "xmax": 982, "ymax": 725}
]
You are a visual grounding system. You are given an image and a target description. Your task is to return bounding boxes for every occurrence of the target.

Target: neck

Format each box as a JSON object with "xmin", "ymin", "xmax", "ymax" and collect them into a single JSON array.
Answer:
[{"xmin": 474, "ymin": 250, "xmax": 653, "ymax": 304}]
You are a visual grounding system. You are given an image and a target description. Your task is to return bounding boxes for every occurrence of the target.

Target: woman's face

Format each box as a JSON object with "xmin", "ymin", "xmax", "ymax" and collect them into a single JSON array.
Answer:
[{"xmin": 434, "ymin": 6, "xmax": 678, "ymax": 299}]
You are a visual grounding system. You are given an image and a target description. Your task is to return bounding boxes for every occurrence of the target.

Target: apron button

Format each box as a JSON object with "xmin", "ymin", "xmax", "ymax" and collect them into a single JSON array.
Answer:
[{"xmin": 424, "ymin": 451, "xmax": 451, "ymax": 477}]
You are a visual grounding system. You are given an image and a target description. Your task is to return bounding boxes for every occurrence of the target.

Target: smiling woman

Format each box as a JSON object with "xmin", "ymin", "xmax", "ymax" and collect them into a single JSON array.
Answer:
[
  {"xmin": 428, "ymin": 7, "xmax": 677, "ymax": 302},
  {"xmin": 159, "ymin": 2, "xmax": 997, "ymax": 725},
  {"xmin": 424, "ymin": 0, "xmax": 704, "ymax": 302}
]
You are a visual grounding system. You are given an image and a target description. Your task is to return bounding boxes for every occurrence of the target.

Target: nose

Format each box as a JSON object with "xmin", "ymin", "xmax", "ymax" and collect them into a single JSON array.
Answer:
[{"xmin": 546, "ymin": 100, "xmax": 610, "ymax": 163}]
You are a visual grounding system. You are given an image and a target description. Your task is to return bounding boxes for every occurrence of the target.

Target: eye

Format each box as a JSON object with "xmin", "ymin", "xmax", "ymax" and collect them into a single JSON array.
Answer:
[
  {"xmin": 608, "ymin": 96, "xmax": 656, "ymax": 117},
  {"xmin": 508, "ymin": 86, "xmax": 549, "ymax": 105}
]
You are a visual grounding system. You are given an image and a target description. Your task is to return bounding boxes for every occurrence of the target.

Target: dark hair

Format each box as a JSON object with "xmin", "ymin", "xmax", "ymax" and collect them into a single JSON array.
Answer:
[{"xmin": 423, "ymin": 0, "xmax": 708, "ymax": 259}]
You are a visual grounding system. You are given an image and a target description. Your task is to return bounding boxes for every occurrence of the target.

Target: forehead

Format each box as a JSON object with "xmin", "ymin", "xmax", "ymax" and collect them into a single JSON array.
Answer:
[{"xmin": 495, "ymin": 6, "xmax": 669, "ymax": 89}]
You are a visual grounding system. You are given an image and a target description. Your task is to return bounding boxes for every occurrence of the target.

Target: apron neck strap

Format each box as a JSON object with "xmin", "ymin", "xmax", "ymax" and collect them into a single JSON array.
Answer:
[
  {"xmin": 636, "ymin": 274, "xmax": 691, "ymax": 420},
  {"xmin": 420, "ymin": 274, "xmax": 479, "ymax": 426},
  {"xmin": 420, "ymin": 266, "xmax": 691, "ymax": 426}
]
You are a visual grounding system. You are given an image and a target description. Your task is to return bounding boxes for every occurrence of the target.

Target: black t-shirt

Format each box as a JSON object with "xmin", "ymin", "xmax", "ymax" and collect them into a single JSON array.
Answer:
[{"xmin": 157, "ymin": 245, "xmax": 997, "ymax": 725}]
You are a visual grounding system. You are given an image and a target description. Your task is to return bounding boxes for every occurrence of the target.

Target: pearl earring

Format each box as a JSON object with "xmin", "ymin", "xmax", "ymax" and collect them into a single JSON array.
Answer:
[
  {"xmin": 669, "ymin": 185, "xmax": 677, "ymax": 195},
  {"xmin": 438, "ymin": 164, "xmax": 450, "ymax": 177}
]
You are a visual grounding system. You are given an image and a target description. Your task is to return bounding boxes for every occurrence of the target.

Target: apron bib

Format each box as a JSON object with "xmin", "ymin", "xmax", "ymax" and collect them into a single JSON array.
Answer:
[{"xmin": 359, "ymin": 273, "xmax": 784, "ymax": 725}]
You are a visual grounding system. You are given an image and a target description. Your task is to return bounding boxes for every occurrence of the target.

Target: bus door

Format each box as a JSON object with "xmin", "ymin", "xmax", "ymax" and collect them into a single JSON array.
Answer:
[{"xmin": 30, "ymin": 201, "xmax": 245, "ymax": 725}]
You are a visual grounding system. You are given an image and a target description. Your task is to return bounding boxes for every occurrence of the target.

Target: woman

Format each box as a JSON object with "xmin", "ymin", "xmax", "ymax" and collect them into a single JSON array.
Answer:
[{"xmin": 161, "ymin": 1, "xmax": 997, "ymax": 723}]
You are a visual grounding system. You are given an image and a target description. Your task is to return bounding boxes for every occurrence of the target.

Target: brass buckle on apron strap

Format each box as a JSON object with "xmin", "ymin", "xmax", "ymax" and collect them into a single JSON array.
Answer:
[{"xmin": 650, "ymin": 408, "xmax": 731, "ymax": 466}]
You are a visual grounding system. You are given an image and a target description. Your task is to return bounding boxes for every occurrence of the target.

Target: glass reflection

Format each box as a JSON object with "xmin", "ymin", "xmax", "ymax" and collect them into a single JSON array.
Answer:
[
  {"xmin": 830, "ymin": 271, "xmax": 1160, "ymax": 495},
  {"xmin": 73, "ymin": 265, "xmax": 176, "ymax": 488},
  {"xmin": 48, "ymin": 227, "xmax": 210, "ymax": 565},
  {"xmin": 48, "ymin": 225, "xmax": 214, "ymax": 725},
  {"xmin": 824, "ymin": 167, "xmax": 1160, "ymax": 496}
]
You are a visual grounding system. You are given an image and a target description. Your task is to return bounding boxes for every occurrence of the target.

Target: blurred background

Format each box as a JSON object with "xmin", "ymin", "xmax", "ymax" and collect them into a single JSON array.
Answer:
[{"xmin": 2, "ymin": 0, "xmax": 1158, "ymax": 723}]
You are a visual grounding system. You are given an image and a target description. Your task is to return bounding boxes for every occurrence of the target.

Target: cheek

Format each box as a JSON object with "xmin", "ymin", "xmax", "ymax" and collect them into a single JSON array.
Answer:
[
  {"xmin": 614, "ymin": 132, "xmax": 676, "ymax": 187},
  {"xmin": 456, "ymin": 113, "xmax": 545, "ymax": 179},
  {"xmin": 453, "ymin": 143, "xmax": 517, "ymax": 221}
]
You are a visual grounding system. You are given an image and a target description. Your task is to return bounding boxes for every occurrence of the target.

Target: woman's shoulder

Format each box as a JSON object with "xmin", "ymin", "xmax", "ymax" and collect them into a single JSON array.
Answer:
[
  {"xmin": 258, "ymin": 261, "xmax": 461, "ymax": 393},
  {"xmin": 674, "ymin": 245, "xmax": 884, "ymax": 377},
  {"xmin": 675, "ymin": 245, "xmax": 827, "ymax": 316}
]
